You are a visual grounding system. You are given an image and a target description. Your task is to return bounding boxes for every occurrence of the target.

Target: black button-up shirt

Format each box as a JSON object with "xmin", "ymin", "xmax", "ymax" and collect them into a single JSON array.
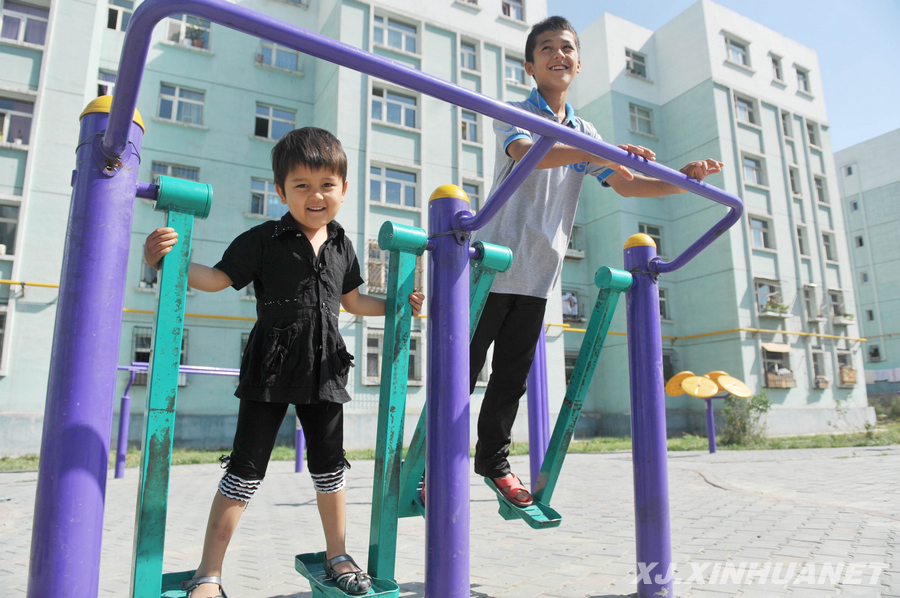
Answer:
[{"xmin": 215, "ymin": 213, "xmax": 364, "ymax": 404}]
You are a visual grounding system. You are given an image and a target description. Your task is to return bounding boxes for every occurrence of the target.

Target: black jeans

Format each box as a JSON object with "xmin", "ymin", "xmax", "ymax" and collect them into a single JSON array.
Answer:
[
  {"xmin": 470, "ymin": 292, "xmax": 547, "ymax": 478},
  {"xmin": 227, "ymin": 399, "xmax": 344, "ymax": 480}
]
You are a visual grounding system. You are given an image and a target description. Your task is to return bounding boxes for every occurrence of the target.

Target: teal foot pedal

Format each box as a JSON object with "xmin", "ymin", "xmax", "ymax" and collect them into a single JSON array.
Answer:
[
  {"xmin": 160, "ymin": 570, "xmax": 196, "ymax": 597},
  {"xmin": 483, "ymin": 478, "xmax": 562, "ymax": 530},
  {"xmin": 295, "ymin": 552, "xmax": 400, "ymax": 598}
]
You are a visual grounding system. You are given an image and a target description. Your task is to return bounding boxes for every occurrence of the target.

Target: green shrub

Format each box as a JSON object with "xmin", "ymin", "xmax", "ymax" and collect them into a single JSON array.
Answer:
[{"xmin": 721, "ymin": 392, "xmax": 772, "ymax": 445}]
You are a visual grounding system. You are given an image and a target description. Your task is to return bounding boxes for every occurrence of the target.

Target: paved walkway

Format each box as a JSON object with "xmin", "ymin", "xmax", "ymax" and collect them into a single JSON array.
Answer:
[{"xmin": 2, "ymin": 446, "xmax": 899, "ymax": 597}]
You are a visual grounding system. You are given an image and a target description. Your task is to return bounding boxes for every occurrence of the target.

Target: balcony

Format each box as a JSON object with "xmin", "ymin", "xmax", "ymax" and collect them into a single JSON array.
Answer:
[
  {"xmin": 833, "ymin": 313, "xmax": 854, "ymax": 326},
  {"xmin": 766, "ymin": 372, "xmax": 796, "ymax": 389}
]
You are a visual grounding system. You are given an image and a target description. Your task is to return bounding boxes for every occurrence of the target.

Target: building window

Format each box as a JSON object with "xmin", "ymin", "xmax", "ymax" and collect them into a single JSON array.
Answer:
[
  {"xmin": 803, "ymin": 288, "xmax": 814, "ymax": 317},
  {"xmin": 796, "ymin": 226, "xmax": 808, "ymax": 256},
  {"xmin": 564, "ymin": 351, "xmax": 578, "ymax": 386},
  {"xmin": 822, "ymin": 233, "xmax": 836, "ymax": 261},
  {"xmin": 866, "ymin": 309, "xmax": 874, "ymax": 321},
  {"xmin": 781, "ymin": 112, "xmax": 792, "ymax": 137},
  {"xmin": 625, "ymin": 49, "xmax": 647, "ymax": 78},
  {"xmin": 638, "ymin": 223, "xmax": 662, "ymax": 252},
  {"xmin": 845, "ymin": 166, "xmax": 853, "ymax": 176},
  {"xmin": 373, "ymin": 15, "xmax": 417, "ymax": 53},
  {"xmin": 788, "ymin": 167, "xmax": 802, "ymax": 196},
  {"xmin": 742, "ymin": 155, "xmax": 765, "ymax": 186},
  {"xmin": 97, "ymin": 71, "xmax": 117, "ymax": 97},
  {"xmin": 166, "ymin": 14, "xmax": 210, "ymax": 49},
  {"xmin": 505, "ymin": 57, "xmax": 526, "ymax": 85},
  {"xmin": 812, "ymin": 351, "xmax": 826, "ymax": 378},
  {"xmin": 806, "ymin": 122, "xmax": 820, "ymax": 147},
  {"xmin": 567, "ymin": 224, "xmax": 584, "ymax": 257},
  {"xmin": 256, "ymin": 42, "xmax": 301, "ymax": 71},
  {"xmin": 370, "ymin": 166, "xmax": 417, "ymax": 208},
  {"xmin": 796, "ymin": 66, "xmax": 811, "ymax": 93},
  {"xmin": 364, "ymin": 328, "xmax": 423, "ymax": 385},
  {"xmin": 763, "ymin": 348, "xmax": 791, "ymax": 378},
  {"xmin": 562, "ymin": 290, "xmax": 585, "ymax": 322},
  {"xmin": 501, "ymin": 0, "xmax": 523, "ymax": 20},
  {"xmin": 734, "ymin": 94, "xmax": 756, "ymax": 125},
  {"xmin": 724, "ymin": 35, "xmax": 750, "ymax": 67},
  {"xmin": 851, "ymin": 200, "xmax": 859, "ymax": 211},
  {"xmin": 157, "ymin": 84, "xmax": 205, "ymax": 126},
  {"xmin": 372, "ymin": 88, "xmax": 417, "ymax": 128},
  {"xmin": 828, "ymin": 290, "xmax": 846, "ymax": 317},
  {"xmin": 0, "ymin": 204, "xmax": 19, "ymax": 255},
  {"xmin": 460, "ymin": 41, "xmax": 477, "ymax": 71},
  {"xmin": 855, "ymin": 235, "xmax": 864, "ymax": 248},
  {"xmin": 0, "ymin": 0, "xmax": 49, "ymax": 45},
  {"xmin": 771, "ymin": 54, "xmax": 783, "ymax": 81},
  {"xmin": 255, "ymin": 103, "xmax": 295, "ymax": 140},
  {"xmin": 860, "ymin": 271, "xmax": 869, "ymax": 284},
  {"xmin": 366, "ymin": 238, "xmax": 424, "ymax": 295},
  {"xmin": 250, "ymin": 178, "xmax": 288, "ymax": 218},
  {"xmin": 244, "ymin": 283, "xmax": 255, "ymax": 300},
  {"xmin": 755, "ymin": 280, "xmax": 784, "ymax": 314},
  {"xmin": 106, "ymin": 0, "xmax": 133, "ymax": 32},
  {"xmin": 659, "ymin": 287, "xmax": 671, "ymax": 321},
  {"xmin": 0, "ymin": 97, "xmax": 33, "ymax": 145},
  {"xmin": 814, "ymin": 176, "xmax": 828, "ymax": 204},
  {"xmin": 139, "ymin": 257, "xmax": 158, "ymax": 290},
  {"xmin": 461, "ymin": 110, "xmax": 478, "ymax": 142},
  {"xmin": 749, "ymin": 217, "xmax": 772, "ymax": 249},
  {"xmin": 462, "ymin": 182, "xmax": 480, "ymax": 212},
  {"xmin": 868, "ymin": 345, "xmax": 882, "ymax": 362},
  {"xmin": 662, "ymin": 352, "xmax": 677, "ymax": 382},
  {"xmin": 629, "ymin": 104, "xmax": 653, "ymax": 136},
  {"xmin": 151, "ymin": 161, "xmax": 199, "ymax": 182},
  {"xmin": 132, "ymin": 327, "xmax": 188, "ymax": 386}
]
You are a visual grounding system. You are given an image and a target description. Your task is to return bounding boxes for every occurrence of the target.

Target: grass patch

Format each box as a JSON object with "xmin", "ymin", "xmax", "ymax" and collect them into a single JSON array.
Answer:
[{"xmin": 3, "ymin": 422, "xmax": 898, "ymax": 473}]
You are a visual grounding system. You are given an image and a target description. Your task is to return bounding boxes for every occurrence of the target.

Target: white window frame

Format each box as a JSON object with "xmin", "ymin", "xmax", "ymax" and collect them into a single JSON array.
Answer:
[
  {"xmin": 855, "ymin": 235, "xmax": 864, "ymax": 248},
  {"xmin": 132, "ymin": 326, "xmax": 188, "ymax": 386},
  {"xmin": 462, "ymin": 182, "xmax": 481, "ymax": 212},
  {"xmin": 505, "ymin": 56, "xmax": 526, "ymax": 85},
  {"xmin": 364, "ymin": 328, "xmax": 424, "ymax": 385},
  {"xmin": 770, "ymin": 53, "xmax": 783, "ymax": 81},
  {"xmin": 734, "ymin": 94, "xmax": 757, "ymax": 125},
  {"xmin": 851, "ymin": 200, "xmax": 859, "ymax": 211},
  {"xmin": 796, "ymin": 65, "xmax": 811, "ymax": 93},
  {"xmin": 781, "ymin": 111, "xmax": 792, "ymax": 138},
  {"xmin": 460, "ymin": 40, "xmax": 477, "ymax": 71},
  {"xmin": 866, "ymin": 309, "xmax": 874, "ymax": 321},
  {"xmin": 0, "ymin": 97, "xmax": 34, "ymax": 145},
  {"xmin": 828, "ymin": 290, "xmax": 847, "ymax": 317},
  {"xmin": 629, "ymin": 103, "xmax": 653, "ymax": 136},
  {"xmin": 249, "ymin": 178, "xmax": 287, "ymax": 219},
  {"xmin": 860, "ymin": 271, "xmax": 869, "ymax": 284},
  {"xmin": 806, "ymin": 121, "xmax": 820, "ymax": 147},
  {"xmin": 0, "ymin": 0, "xmax": 49, "ymax": 45},
  {"xmin": 822, "ymin": 232, "xmax": 837, "ymax": 262},
  {"xmin": 461, "ymin": 110, "xmax": 478, "ymax": 143},
  {"xmin": 754, "ymin": 279, "xmax": 784, "ymax": 314},
  {"xmin": 868, "ymin": 345, "xmax": 882, "ymax": 362},
  {"xmin": 796, "ymin": 226, "xmax": 808, "ymax": 256},
  {"xmin": 566, "ymin": 224, "xmax": 585, "ymax": 259},
  {"xmin": 256, "ymin": 41, "xmax": 302, "ymax": 72},
  {"xmin": 625, "ymin": 48, "xmax": 647, "ymax": 78},
  {"xmin": 371, "ymin": 87, "xmax": 418, "ymax": 129},
  {"xmin": 373, "ymin": 14, "xmax": 417, "ymax": 54},
  {"xmin": 501, "ymin": 0, "xmax": 523, "ymax": 21},
  {"xmin": 365, "ymin": 238, "xmax": 425, "ymax": 296},
  {"xmin": 369, "ymin": 165, "xmax": 418, "ymax": 208},
  {"xmin": 165, "ymin": 14, "xmax": 211, "ymax": 50},
  {"xmin": 564, "ymin": 351, "xmax": 579, "ymax": 387},
  {"xmin": 157, "ymin": 84, "xmax": 205, "ymax": 126},
  {"xmin": 724, "ymin": 33, "xmax": 751, "ymax": 68},
  {"xmin": 789, "ymin": 167, "xmax": 802, "ymax": 196},
  {"xmin": 749, "ymin": 217, "xmax": 773, "ymax": 249},
  {"xmin": 151, "ymin": 161, "xmax": 199, "ymax": 183},
  {"xmin": 742, "ymin": 153, "xmax": 766, "ymax": 186},
  {"xmin": 561, "ymin": 289, "xmax": 586, "ymax": 322},
  {"xmin": 659, "ymin": 287, "xmax": 671, "ymax": 321},
  {"xmin": 638, "ymin": 223, "xmax": 662, "ymax": 253},
  {"xmin": 106, "ymin": 0, "xmax": 133, "ymax": 32},
  {"xmin": 0, "ymin": 203, "xmax": 19, "ymax": 256},
  {"xmin": 254, "ymin": 103, "xmax": 295, "ymax": 140},
  {"xmin": 97, "ymin": 70, "xmax": 117, "ymax": 97},
  {"xmin": 814, "ymin": 176, "xmax": 828, "ymax": 204}
]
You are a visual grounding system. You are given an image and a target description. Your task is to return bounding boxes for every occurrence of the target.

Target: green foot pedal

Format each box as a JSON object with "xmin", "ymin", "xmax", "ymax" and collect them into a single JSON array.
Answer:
[
  {"xmin": 483, "ymin": 477, "xmax": 562, "ymax": 530},
  {"xmin": 160, "ymin": 570, "xmax": 196, "ymax": 597},
  {"xmin": 295, "ymin": 552, "xmax": 399, "ymax": 597}
]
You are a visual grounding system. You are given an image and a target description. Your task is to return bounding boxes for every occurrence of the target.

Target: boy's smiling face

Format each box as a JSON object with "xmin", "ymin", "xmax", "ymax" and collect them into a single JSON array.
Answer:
[
  {"xmin": 524, "ymin": 29, "xmax": 581, "ymax": 93},
  {"xmin": 277, "ymin": 164, "xmax": 347, "ymax": 238}
]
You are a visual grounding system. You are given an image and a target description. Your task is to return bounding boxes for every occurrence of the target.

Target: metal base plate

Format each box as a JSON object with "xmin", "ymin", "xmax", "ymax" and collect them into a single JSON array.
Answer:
[
  {"xmin": 295, "ymin": 552, "xmax": 400, "ymax": 598},
  {"xmin": 484, "ymin": 478, "xmax": 562, "ymax": 529}
]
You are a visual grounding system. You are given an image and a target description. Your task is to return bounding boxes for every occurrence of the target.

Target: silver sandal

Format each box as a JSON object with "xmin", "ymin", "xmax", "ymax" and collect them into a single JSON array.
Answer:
[
  {"xmin": 181, "ymin": 576, "xmax": 228, "ymax": 598},
  {"xmin": 323, "ymin": 554, "xmax": 372, "ymax": 595}
]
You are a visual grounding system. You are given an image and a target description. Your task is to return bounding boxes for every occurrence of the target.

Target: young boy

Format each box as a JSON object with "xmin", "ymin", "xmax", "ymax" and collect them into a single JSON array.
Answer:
[
  {"xmin": 144, "ymin": 127, "xmax": 424, "ymax": 598},
  {"xmin": 470, "ymin": 17, "xmax": 723, "ymax": 507}
]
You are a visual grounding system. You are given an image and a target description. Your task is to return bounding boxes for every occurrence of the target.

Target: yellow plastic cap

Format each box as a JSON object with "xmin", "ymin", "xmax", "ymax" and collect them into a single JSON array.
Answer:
[
  {"xmin": 429, "ymin": 184, "xmax": 470, "ymax": 203},
  {"xmin": 624, "ymin": 233, "xmax": 656, "ymax": 250},
  {"xmin": 80, "ymin": 95, "xmax": 145, "ymax": 132}
]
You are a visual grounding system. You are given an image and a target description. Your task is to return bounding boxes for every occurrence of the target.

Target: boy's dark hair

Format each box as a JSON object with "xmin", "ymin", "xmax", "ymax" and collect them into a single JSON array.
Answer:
[
  {"xmin": 271, "ymin": 127, "xmax": 348, "ymax": 189},
  {"xmin": 525, "ymin": 16, "xmax": 580, "ymax": 63}
]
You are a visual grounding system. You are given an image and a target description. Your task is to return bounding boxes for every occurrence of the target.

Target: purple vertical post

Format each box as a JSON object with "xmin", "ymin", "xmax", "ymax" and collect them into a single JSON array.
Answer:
[
  {"xmin": 27, "ymin": 97, "xmax": 144, "ymax": 598},
  {"xmin": 426, "ymin": 185, "xmax": 471, "ymax": 598},
  {"xmin": 115, "ymin": 371, "xmax": 137, "ymax": 479},
  {"xmin": 527, "ymin": 323, "xmax": 550, "ymax": 490},
  {"xmin": 295, "ymin": 415, "xmax": 305, "ymax": 473},
  {"xmin": 624, "ymin": 234, "xmax": 673, "ymax": 598},
  {"xmin": 705, "ymin": 399, "xmax": 717, "ymax": 454}
]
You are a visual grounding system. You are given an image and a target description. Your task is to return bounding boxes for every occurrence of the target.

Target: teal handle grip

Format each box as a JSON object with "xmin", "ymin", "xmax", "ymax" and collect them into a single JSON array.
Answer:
[
  {"xmin": 154, "ymin": 175, "xmax": 212, "ymax": 219},
  {"xmin": 378, "ymin": 222, "xmax": 428, "ymax": 254}
]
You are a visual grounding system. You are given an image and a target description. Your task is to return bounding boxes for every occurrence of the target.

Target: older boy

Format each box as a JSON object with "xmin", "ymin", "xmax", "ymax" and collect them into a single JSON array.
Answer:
[{"xmin": 470, "ymin": 17, "xmax": 723, "ymax": 506}]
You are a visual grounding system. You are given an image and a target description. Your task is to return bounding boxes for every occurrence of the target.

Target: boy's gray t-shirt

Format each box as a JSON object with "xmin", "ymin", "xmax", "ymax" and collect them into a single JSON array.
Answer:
[{"xmin": 472, "ymin": 88, "xmax": 614, "ymax": 299}]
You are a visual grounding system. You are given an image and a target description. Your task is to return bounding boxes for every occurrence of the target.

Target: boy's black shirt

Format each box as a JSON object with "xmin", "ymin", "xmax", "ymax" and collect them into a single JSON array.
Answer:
[{"xmin": 214, "ymin": 212, "xmax": 364, "ymax": 404}]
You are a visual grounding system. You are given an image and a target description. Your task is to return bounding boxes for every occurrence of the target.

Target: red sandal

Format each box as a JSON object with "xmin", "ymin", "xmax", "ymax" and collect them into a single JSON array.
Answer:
[{"xmin": 491, "ymin": 474, "xmax": 533, "ymax": 507}]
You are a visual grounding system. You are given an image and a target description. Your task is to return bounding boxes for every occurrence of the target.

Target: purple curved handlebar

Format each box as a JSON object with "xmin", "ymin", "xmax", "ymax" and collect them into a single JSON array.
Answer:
[{"xmin": 104, "ymin": 0, "xmax": 741, "ymax": 274}]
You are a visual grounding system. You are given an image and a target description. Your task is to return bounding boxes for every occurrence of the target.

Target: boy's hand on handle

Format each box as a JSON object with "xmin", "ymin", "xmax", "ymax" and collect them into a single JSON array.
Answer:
[
  {"xmin": 144, "ymin": 227, "xmax": 179, "ymax": 271},
  {"xmin": 409, "ymin": 292, "xmax": 425, "ymax": 317},
  {"xmin": 680, "ymin": 159, "xmax": 724, "ymax": 181},
  {"xmin": 587, "ymin": 144, "xmax": 656, "ymax": 182}
]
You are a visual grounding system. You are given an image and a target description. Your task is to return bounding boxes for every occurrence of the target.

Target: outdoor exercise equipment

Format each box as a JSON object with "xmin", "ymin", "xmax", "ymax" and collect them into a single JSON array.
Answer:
[
  {"xmin": 27, "ymin": 1, "xmax": 743, "ymax": 597},
  {"xmin": 666, "ymin": 370, "xmax": 752, "ymax": 453}
]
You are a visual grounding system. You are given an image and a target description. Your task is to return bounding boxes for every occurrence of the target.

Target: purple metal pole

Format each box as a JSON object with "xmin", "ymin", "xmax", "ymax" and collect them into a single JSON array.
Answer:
[
  {"xmin": 115, "ymin": 371, "xmax": 137, "ymax": 479},
  {"xmin": 295, "ymin": 416, "xmax": 305, "ymax": 473},
  {"xmin": 27, "ymin": 102, "xmax": 143, "ymax": 598},
  {"xmin": 705, "ymin": 399, "xmax": 717, "ymax": 454},
  {"xmin": 527, "ymin": 324, "xmax": 550, "ymax": 491},
  {"xmin": 624, "ymin": 235, "xmax": 673, "ymax": 598},
  {"xmin": 426, "ymin": 186, "xmax": 471, "ymax": 598}
]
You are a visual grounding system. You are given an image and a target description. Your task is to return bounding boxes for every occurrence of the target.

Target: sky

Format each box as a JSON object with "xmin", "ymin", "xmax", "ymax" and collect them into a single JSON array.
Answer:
[{"xmin": 546, "ymin": 0, "xmax": 900, "ymax": 152}]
